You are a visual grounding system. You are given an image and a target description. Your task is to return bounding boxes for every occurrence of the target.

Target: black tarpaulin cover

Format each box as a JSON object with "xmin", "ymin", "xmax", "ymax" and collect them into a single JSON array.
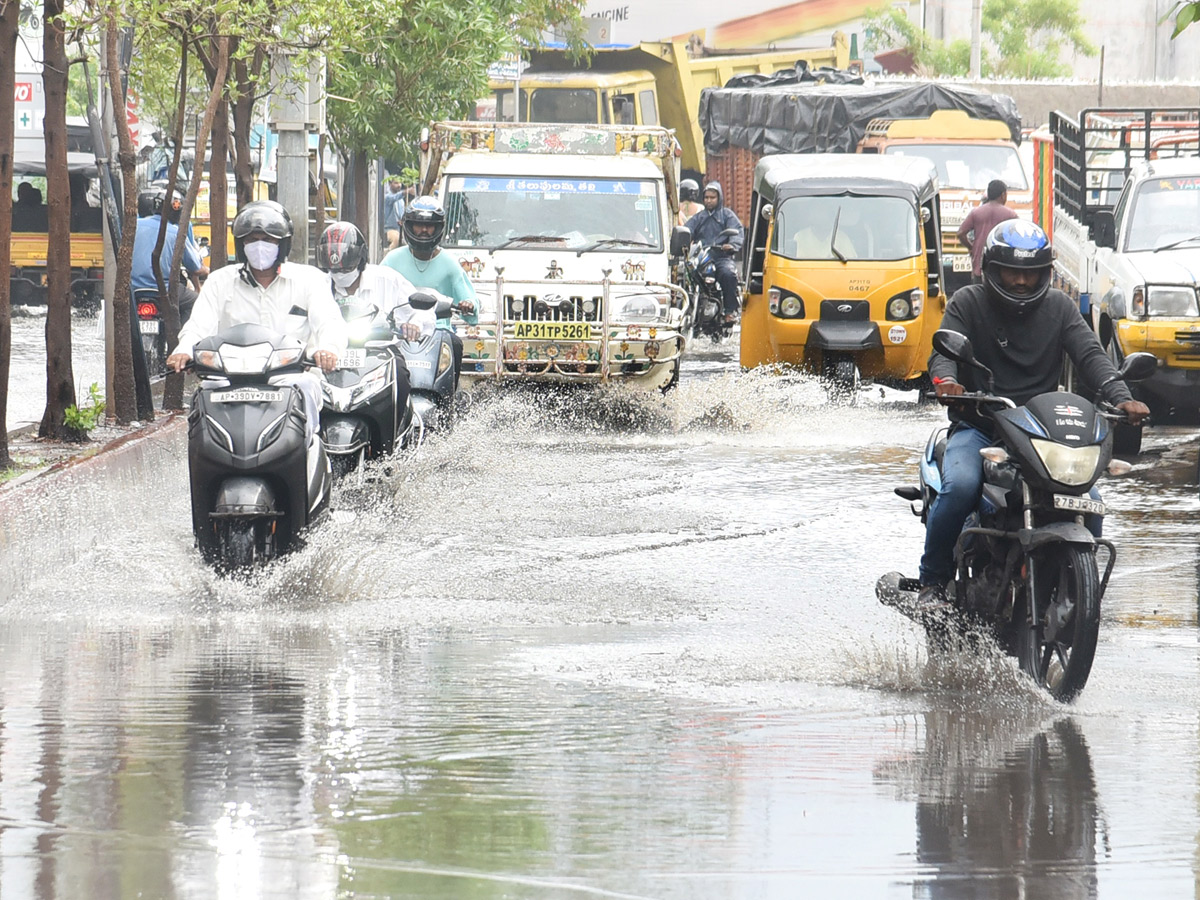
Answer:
[{"xmin": 699, "ymin": 81, "xmax": 1023, "ymax": 156}]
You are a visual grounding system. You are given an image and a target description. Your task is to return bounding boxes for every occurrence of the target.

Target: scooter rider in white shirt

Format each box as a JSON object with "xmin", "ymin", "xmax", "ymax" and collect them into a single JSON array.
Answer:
[{"xmin": 167, "ymin": 200, "xmax": 347, "ymax": 443}]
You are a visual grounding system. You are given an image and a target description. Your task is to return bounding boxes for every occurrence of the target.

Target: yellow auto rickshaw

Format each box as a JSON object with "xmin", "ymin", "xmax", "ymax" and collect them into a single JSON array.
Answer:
[{"xmin": 739, "ymin": 154, "xmax": 945, "ymax": 396}]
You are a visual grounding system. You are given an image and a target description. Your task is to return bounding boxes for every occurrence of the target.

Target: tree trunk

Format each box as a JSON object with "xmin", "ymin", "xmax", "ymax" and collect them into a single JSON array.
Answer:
[
  {"xmin": 39, "ymin": 0, "xmax": 80, "ymax": 441},
  {"xmin": 210, "ymin": 96, "xmax": 230, "ymax": 270},
  {"xmin": 163, "ymin": 36, "xmax": 229, "ymax": 412},
  {"xmin": 229, "ymin": 48, "xmax": 268, "ymax": 209},
  {"xmin": 0, "ymin": 0, "xmax": 17, "ymax": 467},
  {"xmin": 105, "ymin": 20, "xmax": 139, "ymax": 425}
]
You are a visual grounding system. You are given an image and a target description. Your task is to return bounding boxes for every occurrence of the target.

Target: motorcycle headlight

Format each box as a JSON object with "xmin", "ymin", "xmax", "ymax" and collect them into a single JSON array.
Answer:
[
  {"xmin": 1030, "ymin": 439, "xmax": 1102, "ymax": 486},
  {"xmin": 1146, "ymin": 285, "xmax": 1199, "ymax": 317}
]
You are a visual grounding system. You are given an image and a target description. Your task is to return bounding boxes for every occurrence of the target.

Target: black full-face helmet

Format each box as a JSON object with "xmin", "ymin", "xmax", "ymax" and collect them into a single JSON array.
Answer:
[
  {"xmin": 317, "ymin": 221, "xmax": 368, "ymax": 274},
  {"xmin": 402, "ymin": 196, "xmax": 445, "ymax": 255},
  {"xmin": 679, "ymin": 178, "xmax": 699, "ymax": 203},
  {"xmin": 982, "ymin": 220, "xmax": 1054, "ymax": 317},
  {"xmin": 232, "ymin": 200, "xmax": 294, "ymax": 264}
]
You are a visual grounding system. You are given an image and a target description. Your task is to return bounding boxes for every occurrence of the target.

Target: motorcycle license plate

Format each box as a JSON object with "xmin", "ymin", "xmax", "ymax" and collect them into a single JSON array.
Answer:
[
  {"xmin": 341, "ymin": 348, "xmax": 366, "ymax": 369},
  {"xmin": 138, "ymin": 319, "xmax": 160, "ymax": 334},
  {"xmin": 211, "ymin": 388, "xmax": 284, "ymax": 403},
  {"xmin": 512, "ymin": 322, "xmax": 593, "ymax": 341},
  {"xmin": 951, "ymin": 255, "xmax": 973, "ymax": 273},
  {"xmin": 1053, "ymin": 494, "xmax": 1106, "ymax": 515}
]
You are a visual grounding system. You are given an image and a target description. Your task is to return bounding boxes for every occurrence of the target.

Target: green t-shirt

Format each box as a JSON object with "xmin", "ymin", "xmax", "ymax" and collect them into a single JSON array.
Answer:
[{"xmin": 381, "ymin": 247, "xmax": 478, "ymax": 328}]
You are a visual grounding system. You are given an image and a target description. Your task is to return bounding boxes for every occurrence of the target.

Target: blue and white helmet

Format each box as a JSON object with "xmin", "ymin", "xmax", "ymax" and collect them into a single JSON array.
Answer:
[{"xmin": 982, "ymin": 220, "xmax": 1054, "ymax": 316}]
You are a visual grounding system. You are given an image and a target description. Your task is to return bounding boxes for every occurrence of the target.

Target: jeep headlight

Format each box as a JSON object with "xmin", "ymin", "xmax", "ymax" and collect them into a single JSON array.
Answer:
[
  {"xmin": 1146, "ymin": 285, "xmax": 1199, "ymax": 317},
  {"xmin": 1030, "ymin": 439, "xmax": 1102, "ymax": 486},
  {"xmin": 618, "ymin": 295, "xmax": 665, "ymax": 321}
]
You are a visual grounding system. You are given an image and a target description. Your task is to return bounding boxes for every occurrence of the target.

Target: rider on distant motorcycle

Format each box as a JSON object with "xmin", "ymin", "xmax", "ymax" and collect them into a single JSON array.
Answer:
[
  {"xmin": 684, "ymin": 182, "xmax": 743, "ymax": 325},
  {"xmin": 916, "ymin": 220, "xmax": 1149, "ymax": 609}
]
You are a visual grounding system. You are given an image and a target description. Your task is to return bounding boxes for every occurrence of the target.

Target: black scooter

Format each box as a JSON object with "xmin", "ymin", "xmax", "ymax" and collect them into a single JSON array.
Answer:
[
  {"xmin": 187, "ymin": 324, "xmax": 332, "ymax": 571},
  {"xmin": 320, "ymin": 299, "xmax": 417, "ymax": 480},
  {"xmin": 397, "ymin": 291, "xmax": 462, "ymax": 432}
]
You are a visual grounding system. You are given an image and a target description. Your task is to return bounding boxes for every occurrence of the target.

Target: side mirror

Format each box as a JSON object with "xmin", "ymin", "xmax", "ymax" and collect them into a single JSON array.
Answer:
[
  {"xmin": 408, "ymin": 291, "xmax": 438, "ymax": 311},
  {"xmin": 1118, "ymin": 351, "xmax": 1158, "ymax": 382},
  {"xmin": 921, "ymin": 207, "xmax": 932, "ymax": 224},
  {"xmin": 932, "ymin": 329, "xmax": 975, "ymax": 364},
  {"xmin": 760, "ymin": 203, "xmax": 773, "ymax": 220},
  {"xmin": 1093, "ymin": 211, "xmax": 1116, "ymax": 250},
  {"xmin": 670, "ymin": 226, "xmax": 691, "ymax": 257}
]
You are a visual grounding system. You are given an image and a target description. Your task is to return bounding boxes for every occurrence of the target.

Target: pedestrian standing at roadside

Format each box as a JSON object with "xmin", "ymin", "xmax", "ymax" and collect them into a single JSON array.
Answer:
[
  {"xmin": 957, "ymin": 179, "xmax": 1017, "ymax": 284},
  {"xmin": 383, "ymin": 175, "xmax": 405, "ymax": 254}
]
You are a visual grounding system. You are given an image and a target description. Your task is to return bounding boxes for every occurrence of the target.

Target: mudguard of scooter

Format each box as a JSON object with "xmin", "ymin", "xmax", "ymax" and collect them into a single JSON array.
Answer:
[
  {"xmin": 322, "ymin": 414, "xmax": 372, "ymax": 455},
  {"xmin": 212, "ymin": 476, "xmax": 279, "ymax": 517}
]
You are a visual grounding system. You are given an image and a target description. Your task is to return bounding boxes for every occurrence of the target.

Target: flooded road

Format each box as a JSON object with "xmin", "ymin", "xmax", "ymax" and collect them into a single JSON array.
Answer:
[
  {"xmin": 2, "ymin": 337, "xmax": 1199, "ymax": 898},
  {"xmin": 6, "ymin": 311, "xmax": 107, "ymax": 433}
]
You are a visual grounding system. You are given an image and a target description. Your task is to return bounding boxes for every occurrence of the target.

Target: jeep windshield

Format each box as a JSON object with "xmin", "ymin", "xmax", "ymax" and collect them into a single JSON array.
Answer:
[
  {"xmin": 442, "ymin": 175, "xmax": 663, "ymax": 253},
  {"xmin": 772, "ymin": 195, "xmax": 920, "ymax": 262},
  {"xmin": 885, "ymin": 143, "xmax": 1029, "ymax": 191}
]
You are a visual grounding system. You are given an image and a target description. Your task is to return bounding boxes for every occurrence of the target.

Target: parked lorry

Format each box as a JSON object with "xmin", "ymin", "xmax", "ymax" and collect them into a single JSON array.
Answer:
[
  {"xmin": 698, "ymin": 82, "xmax": 1024, "ymax": 297},
  {"xmin": 418, "ymin": 121, "xmax": 690, "ymax": 391},
  {"xmin": 1047, "ymin": 107, "xmax": 1200, "ymax": 453},
  {"xmin": 480, "ymin": 34, "xmax": 850, "ymax": 178}
]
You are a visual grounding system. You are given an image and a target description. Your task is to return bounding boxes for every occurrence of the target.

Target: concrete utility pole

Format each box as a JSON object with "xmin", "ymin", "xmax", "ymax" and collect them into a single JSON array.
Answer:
[
  {"xmin": 269, "ymin": 54, "xmax": 325, "ymax": 263},
  {"xmin": 969, "ymin": 0, "xmax": 983, "ymax": 80}
]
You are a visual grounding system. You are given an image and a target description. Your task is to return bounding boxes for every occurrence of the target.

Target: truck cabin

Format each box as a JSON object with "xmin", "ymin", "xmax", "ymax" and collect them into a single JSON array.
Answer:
[
  {"xmin": 480, "ymin": 71, "xmax": 659, "ymax": 127},
  {"xmin": 858, "ymin": 110, "xmax": 1028, "ymax": 194}
]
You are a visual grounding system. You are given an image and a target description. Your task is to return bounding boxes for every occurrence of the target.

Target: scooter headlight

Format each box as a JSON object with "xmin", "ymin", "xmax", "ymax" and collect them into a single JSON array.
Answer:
[
  {"xmin": 194, "ymin": 348, "xmax": 224, "ymax": 370},
  {"xmin": 1030, "ymin": 439, "xmax": 1102, "ymax": 486},
  {"xmin": 218, "ymin": 341, "xmax": 273, "ymax": 374},
  {"xmin": 268, "ymin": 346, "xmax": 305, "ymax": 370},
  {"xmin": 436, "ymin": 342, "xmax": 454, "ymax": 377},
  {"xmin": 350, "ymin": 365, "xmax": 391, "ymax": 405}
]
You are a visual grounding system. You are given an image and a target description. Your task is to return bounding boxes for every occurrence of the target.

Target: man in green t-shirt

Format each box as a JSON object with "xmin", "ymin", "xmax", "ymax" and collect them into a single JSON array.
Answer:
[{"xmin": 381, "ymin": 197, "xmax": 478, "ymax": 382}]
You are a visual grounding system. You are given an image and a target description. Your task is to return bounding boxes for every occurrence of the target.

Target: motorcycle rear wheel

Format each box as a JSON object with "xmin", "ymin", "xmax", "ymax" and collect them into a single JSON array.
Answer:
[{"xmin": 1015, "ymin": 545, "xmax": 1101, "ymax": 702}]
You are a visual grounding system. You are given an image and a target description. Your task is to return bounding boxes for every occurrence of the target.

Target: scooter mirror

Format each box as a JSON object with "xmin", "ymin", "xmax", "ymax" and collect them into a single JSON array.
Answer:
[
  {"xmin": 1118, "ymin": 351, "xmax": 1158, "ymax": 382},
  {"xmin": 408, "ymin": 291, "xmax": 438, "ymax": 311},
  {"xmin": 932, "ymin": 329, "xmax": 974, "ymax": 364}
]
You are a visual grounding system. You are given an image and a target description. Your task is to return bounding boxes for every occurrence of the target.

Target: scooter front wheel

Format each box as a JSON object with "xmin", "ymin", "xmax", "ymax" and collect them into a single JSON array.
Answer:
[{"xmin": 1015, "ymin": 545, "xmax": 1101, "ymax": 702}]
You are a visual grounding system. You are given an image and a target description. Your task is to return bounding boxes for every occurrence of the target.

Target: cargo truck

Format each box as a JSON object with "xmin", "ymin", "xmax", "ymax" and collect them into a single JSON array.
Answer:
[
  {"xmin": 418, "ymin": 121, "xmax": 690, "ymax": 391},
  {"xmin": 1047, "ymin": 107, "xmax": 1200, "ymax": 454},
  {"xmin": 480, "ymin": 34, "xmax": 851, "ymax": 178}
]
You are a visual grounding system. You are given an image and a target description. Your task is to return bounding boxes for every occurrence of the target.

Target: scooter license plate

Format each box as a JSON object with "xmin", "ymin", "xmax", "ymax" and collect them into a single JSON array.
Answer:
[
  {"xmin": 1053, "ymin": 494, "xmax": 1106, "ymax": 515},
  {"xmin": 212, "ymin": 388, "xmax": 284, "ymax": 403},
  {"xmin": 951, "ymin": 255, "xmax": 973, "ymax": 273},
  {"xmin": 341, "ymin": 348, "xmax": 366, "ymax": 369},
  {"xmin": 512, "ymin": 322, "xmax": 593, "ymax": 341},
  {"xmin": 139, "ymin": 319, "xmax": 160, "ymax": 334}
]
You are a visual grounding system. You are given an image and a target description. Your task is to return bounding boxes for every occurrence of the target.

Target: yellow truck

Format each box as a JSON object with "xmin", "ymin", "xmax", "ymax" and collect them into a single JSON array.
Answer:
[
  {"xmin": 481, "ymin": 34, "xmax": 850, "ymax": 177},
  {"xmin": 857, "ymin": 109, "xmax": 1032, "ymax": 295}
]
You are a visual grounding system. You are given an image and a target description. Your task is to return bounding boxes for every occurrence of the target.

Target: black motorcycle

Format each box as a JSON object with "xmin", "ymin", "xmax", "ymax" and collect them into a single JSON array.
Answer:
[
  {"xmin": 187, "ymin": 324, "xmax": 332, "ymax": 571},
  {"xmin": 877, "ymin": 329, "xmax": 1156, "ymax": 702},
  {"xmin": 320, "ymin": 299, "xmax": 417, "ymax": 480},
  {"xmin": 685, "ymin": 227, "xmax": 739, "ymax": 342},
  {"xmin": 398, "ymin": 291, "xmax": 462, "ymax": 432}
]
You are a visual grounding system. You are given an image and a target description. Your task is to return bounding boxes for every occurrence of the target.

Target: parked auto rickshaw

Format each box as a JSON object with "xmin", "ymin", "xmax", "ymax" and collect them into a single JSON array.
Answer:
[{"xmin": 739, "ymin": 154, "xmax": 945, "ymax": 397}]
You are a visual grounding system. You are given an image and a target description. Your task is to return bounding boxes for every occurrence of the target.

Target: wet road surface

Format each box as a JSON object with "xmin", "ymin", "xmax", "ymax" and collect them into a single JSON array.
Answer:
[{"xmin": 2, "ymin": 335, "xmax": 1199, "ymax": 898}]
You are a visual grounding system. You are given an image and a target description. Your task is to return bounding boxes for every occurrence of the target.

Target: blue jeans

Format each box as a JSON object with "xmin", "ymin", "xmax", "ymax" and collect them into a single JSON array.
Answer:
[
  {"xmin": 918, "ymin": 424, "xmax": 1104, "ymax": 585},
  {"xmin": 713, "ymin": 257, "xmax": 740, "ymax": 316}
]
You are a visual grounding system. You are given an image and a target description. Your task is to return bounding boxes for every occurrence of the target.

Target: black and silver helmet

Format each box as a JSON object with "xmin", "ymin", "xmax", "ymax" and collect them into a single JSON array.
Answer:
[
  {"xmin": 401, "ymin": 196, "xmax": 445, "ymax": 255},
  {"xmin": 232, "ymin": 200, "xmax": 294, "ymax": 264},
  {"xmin": 317, "ymin": 221, "xmax": 368, "ymax": 274}
]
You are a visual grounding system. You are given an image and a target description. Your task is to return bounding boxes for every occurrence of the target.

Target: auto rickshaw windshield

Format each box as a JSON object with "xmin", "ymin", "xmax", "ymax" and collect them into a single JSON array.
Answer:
[{"xmin": 771, "ymin": 194, "xmax": 920, "ymax": 262}]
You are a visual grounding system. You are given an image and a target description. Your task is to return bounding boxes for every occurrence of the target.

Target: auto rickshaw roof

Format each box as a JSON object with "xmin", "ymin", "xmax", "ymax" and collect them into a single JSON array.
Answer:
[{"xmin": 754, "ymin": 153, "xmax": 939, "ymax": 205}]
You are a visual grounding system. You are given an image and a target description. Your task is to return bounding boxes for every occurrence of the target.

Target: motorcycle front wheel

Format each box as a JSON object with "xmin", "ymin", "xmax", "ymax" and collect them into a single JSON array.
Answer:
[{"xmin": 1015, "ymin": 545, "xmax": 1101, "ymax": 702}]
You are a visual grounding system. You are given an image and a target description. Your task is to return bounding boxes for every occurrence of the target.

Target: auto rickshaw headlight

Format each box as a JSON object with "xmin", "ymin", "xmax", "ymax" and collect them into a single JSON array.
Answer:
[
  {"xmin": 768, "ymin": 286, "xmax": 780, "ymax": 313},
  {"xmin": 768, "ymin": 287, "xmax": 804, "ymax": 318},
  {"xmin": 886, "ymin": 288, "xmax": 924, "ymax": 321}
]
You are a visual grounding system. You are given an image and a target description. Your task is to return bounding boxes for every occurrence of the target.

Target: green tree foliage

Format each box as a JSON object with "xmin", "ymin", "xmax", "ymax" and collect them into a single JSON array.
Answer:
[
  {"xmin": 864, "ymin": 0, "xmax": 1095, "ymax": 78},
  {"xmin": 1163, "ymin": 1, "xmax": 1200, "ymax": 37},
  {"xmin": 326, "ymin": 0, "xmax": 587, "ymax": 166}
]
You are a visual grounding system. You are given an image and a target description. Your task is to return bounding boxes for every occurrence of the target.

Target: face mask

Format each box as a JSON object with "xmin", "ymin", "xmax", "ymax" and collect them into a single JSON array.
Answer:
[
  {"xmin": 244, "ymin": 240, "xmax": 279, "ymax": 270},
  {"xmin": 331, "ymin": 270, "xmax": 360, "ymax": 292}
]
